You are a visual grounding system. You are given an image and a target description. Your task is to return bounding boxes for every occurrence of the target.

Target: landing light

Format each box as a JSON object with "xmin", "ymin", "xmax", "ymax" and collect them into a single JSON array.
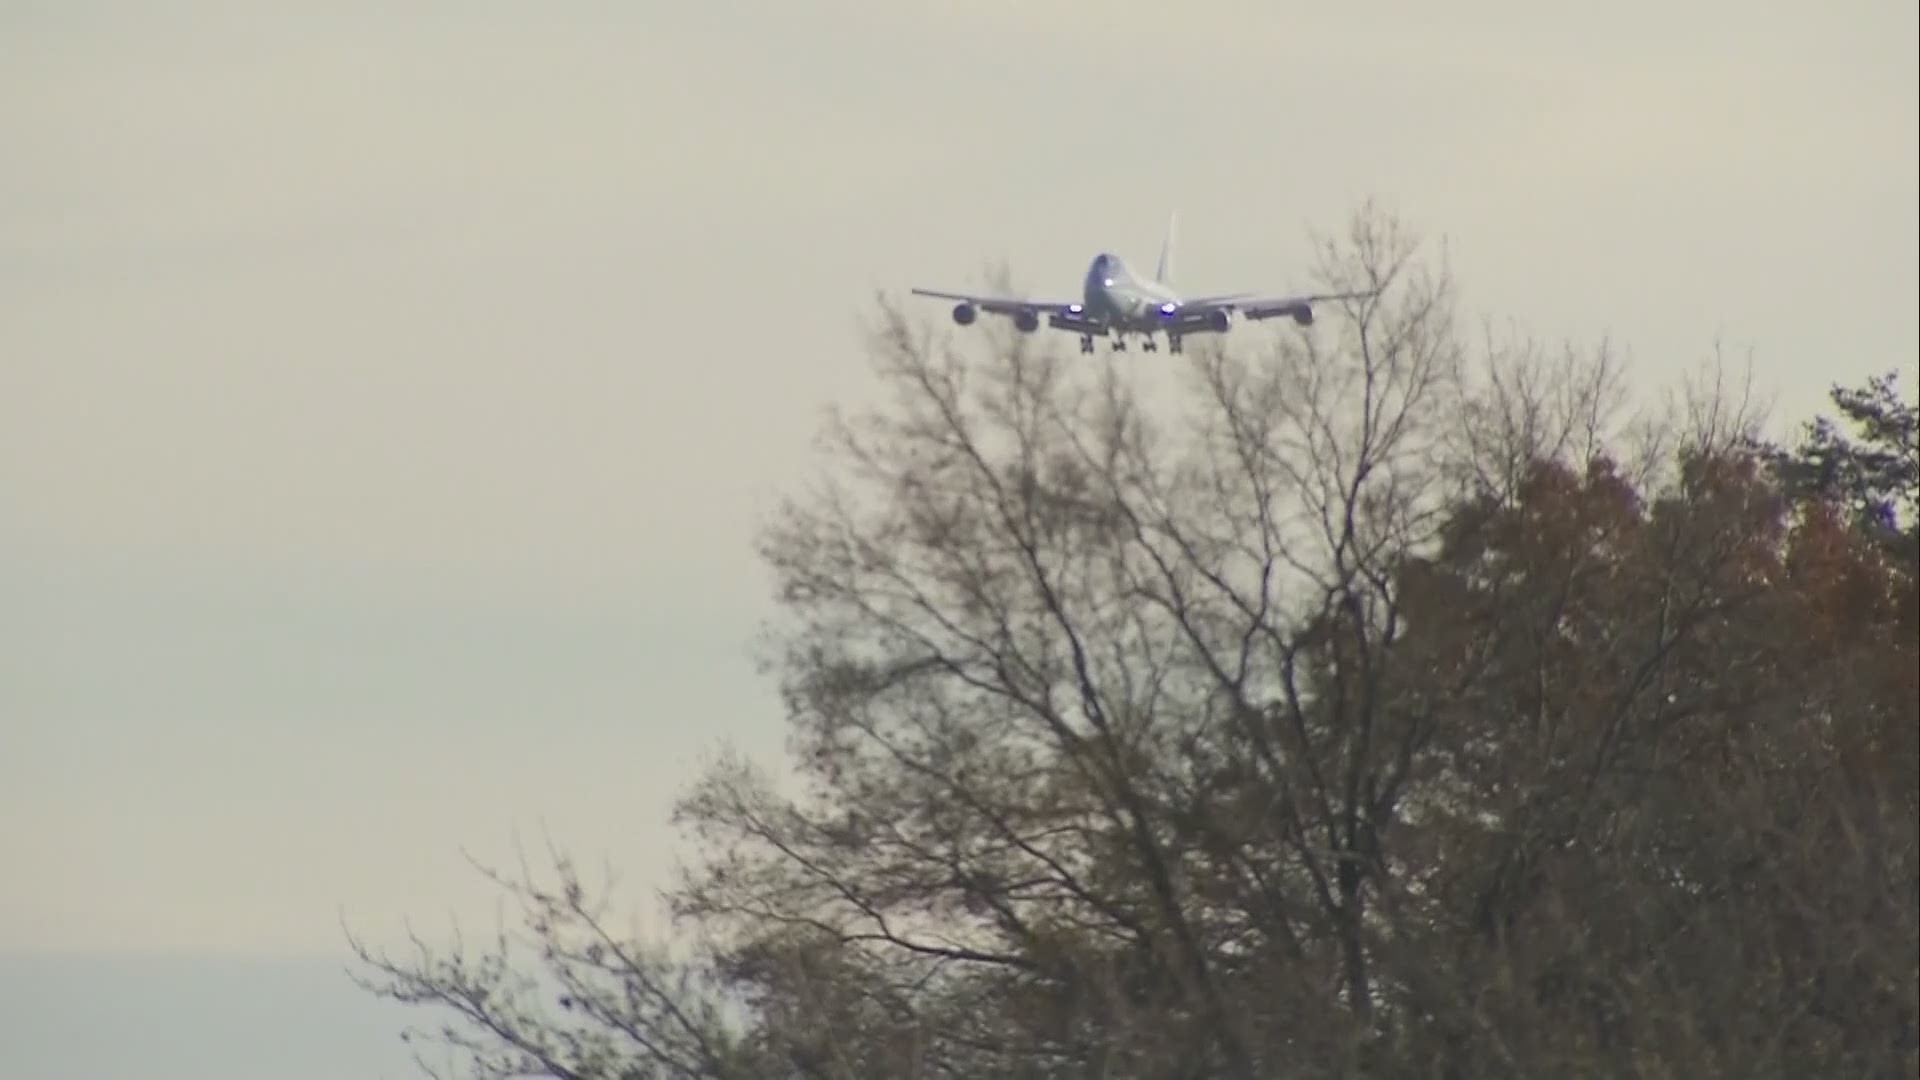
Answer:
[{"xmin": 1160, "ymin": 302, "xmax": 1177, "ymax": 314}]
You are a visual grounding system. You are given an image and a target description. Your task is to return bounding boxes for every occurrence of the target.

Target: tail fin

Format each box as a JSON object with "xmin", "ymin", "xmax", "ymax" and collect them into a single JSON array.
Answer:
[{"xmin": 1154, "ymin": 210, "xmax": 1176, "ymax": 284}]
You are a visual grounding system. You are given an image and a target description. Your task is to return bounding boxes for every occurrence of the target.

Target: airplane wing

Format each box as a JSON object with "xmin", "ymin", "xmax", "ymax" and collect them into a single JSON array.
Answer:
[
  {"xmin": 1176, "ymin": 292, "xmax": 1256, "ymax": 307},
  {"xmin": 910, "ymin": 288, "xmax": 1085, "ymax": 317},
  {"xmin": 1190, "ymin": 288, "xmax": 1378, "ymax": 320}
]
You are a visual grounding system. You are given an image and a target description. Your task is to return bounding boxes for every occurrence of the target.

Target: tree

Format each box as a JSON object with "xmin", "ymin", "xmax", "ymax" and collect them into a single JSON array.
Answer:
[
  {"xmin": 349, "ymin": 207, "xmax": 1919, "ymax": 1079},
  {"xmin": 1765, "ymin": 369, "xmax": 1918, "ymax": 565},
  {"xmin": 1379, "ymin": 450, "xmax": 1917, "ymax": 1075}
]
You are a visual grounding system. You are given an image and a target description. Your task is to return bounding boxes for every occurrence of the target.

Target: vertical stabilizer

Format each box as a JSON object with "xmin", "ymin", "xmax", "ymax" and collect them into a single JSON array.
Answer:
[{"xmin": 1154, "ymin": 210, "xmax": 1177, "ymax": 285}]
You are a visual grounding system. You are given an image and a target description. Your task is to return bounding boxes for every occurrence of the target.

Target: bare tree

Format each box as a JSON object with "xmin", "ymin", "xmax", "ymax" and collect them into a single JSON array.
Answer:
[{"xmin": 346, "ymin": 846, "xmax": 768, "ymax": 1080}]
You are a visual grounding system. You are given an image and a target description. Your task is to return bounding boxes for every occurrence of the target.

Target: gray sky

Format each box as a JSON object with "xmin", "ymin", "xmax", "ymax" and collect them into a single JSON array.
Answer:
[{"xmin": 3, "ymin": 2, "xmax": 1914, "ymax": 1075}]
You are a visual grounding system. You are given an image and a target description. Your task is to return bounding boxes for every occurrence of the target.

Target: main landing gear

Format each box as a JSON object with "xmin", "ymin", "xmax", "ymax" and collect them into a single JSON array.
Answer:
[{"xmin": 1081, "ymin": 332, "xmax": 1185, "ymax": 355}]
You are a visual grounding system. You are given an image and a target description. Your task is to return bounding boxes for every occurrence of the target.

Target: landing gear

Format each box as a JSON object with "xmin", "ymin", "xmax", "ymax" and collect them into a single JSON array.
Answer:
[{"xmin": 1074, "ymin": 331, "xmax": 1183, "ymax": 356}]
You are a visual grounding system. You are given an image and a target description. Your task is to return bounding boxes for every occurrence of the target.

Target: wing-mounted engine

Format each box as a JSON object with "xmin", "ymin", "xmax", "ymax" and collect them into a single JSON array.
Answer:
[
  {"xmin": 1168, "ymin": 308, "xmax": 1234, "ymax": 335},
  {"xmin": 1013, "ymin": 308, "xmax": 1040, "ymax": 333},
  {"xmin": 1243, "ymin": 302, "xmax": 1315, "ymax": 326},
  {"xmin": 951, "ymin": 302, "xmax": 978, "ymax": 325},
  {"xmin": 1048, "ymin": 311, "xmax": 1105, "ymax": 335}
]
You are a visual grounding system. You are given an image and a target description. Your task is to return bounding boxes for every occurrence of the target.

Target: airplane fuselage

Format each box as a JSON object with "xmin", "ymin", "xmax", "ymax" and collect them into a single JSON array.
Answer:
[
  {"xmin": 1081, "ymin": 252, "xmax": 1182, "ymax": 330},
  {"xmin": 1050, "ymin": 251, "xmax": 1236, "ymax": 352}
]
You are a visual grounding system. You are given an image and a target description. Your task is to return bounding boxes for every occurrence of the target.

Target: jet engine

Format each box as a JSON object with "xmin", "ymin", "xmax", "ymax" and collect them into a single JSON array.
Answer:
[
  {"xmin": 1013, "ymin": 308, "xmax": 1040, "ymax": 333},
  {"xmin": 951, "ymin": 302, "xmax": 977, "ymax": 326},
  {"xmin": 1205, "ymin": 308, "xmax": 1232, "ymax": 332},
  {"xmin": 1291, "ymin": 304, "xmax": 1314, "ymax": 326}
]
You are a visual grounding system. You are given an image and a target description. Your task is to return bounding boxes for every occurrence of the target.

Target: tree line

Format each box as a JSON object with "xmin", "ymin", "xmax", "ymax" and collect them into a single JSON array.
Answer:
[{"xmin": 348, "ymin": 208, "xmax": 1918, "ymax": 1079}]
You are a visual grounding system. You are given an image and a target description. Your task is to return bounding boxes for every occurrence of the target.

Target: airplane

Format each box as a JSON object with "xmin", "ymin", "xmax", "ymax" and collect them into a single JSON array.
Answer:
[{"xmin": 911, "ymin": 213, "xmax": 1376, "ymax": 355}]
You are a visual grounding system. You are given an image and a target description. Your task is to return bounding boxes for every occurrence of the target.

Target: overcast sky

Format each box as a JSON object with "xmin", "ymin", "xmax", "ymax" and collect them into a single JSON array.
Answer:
[{"xmin": 3, "ymin": 2, "xmax": 1914, "ymax": 1076}]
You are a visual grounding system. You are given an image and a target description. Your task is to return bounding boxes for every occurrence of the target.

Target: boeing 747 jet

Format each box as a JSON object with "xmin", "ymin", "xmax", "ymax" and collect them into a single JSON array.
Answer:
[{"xmin": 912, "ymin": 214, "xmax": 1375, "ymax": 355}]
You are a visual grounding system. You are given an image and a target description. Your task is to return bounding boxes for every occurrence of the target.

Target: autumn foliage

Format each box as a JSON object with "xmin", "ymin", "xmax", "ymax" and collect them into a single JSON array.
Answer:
[{"xmin": 1386, "ymin": 446, "xmax": 1916, "ymax": 1075}]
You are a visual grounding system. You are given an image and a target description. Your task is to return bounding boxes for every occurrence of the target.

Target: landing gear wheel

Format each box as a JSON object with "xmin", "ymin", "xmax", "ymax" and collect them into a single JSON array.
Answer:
[
  {"xmin": 1080, "ymin": 334, "xmax": 1095, "ymax": 354},
  {"xmin": 1111, "ymin": 337, "xmax": 1128, "ymax": 352},
  {"xmin": 1169, "ymin": 336, "xmax": 1184, "ymax": 355},
  {"xmin": 1142, "ymin": 336, "xmax": 1159, "ymax": 352}
]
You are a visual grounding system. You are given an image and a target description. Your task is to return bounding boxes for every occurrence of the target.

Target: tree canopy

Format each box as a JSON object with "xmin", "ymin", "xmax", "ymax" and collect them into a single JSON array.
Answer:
[{"xmin": 349, "ymin": 208, "xmax": 1918, "ymax": 1079}]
